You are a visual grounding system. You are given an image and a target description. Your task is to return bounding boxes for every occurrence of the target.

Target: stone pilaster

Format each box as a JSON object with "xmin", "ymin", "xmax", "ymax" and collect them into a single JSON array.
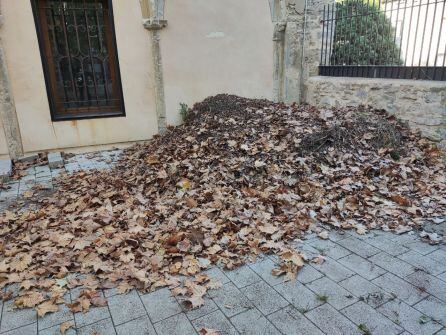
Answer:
[
  {"xmin": 270, "ymin": 0, "xmax": 331, "ymax": 104},
  {"xmin": 140, "ymin": 0, "xmax": 167, "ymax": 133},
  {"xmin": 0, "ymin": 2, "xmax": 24, "ymax": 159}
]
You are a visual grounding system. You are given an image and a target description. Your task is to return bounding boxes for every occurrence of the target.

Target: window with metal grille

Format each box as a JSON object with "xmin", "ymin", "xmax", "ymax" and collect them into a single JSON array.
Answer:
[{"xmin": 31, "ymin": 0, "xmax": 125, "ymax": 121}]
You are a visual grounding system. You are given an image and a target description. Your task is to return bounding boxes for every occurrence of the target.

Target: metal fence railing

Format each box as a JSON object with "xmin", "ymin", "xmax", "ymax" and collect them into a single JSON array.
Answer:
[{"xmin": 319, "ymin": 0, "xmax": 446, "ymax": 81}]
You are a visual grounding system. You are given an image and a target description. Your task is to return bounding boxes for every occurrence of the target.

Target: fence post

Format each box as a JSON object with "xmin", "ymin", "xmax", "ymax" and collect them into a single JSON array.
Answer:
[{"xmin": 0, "ymin": 1, "xmax": 24, "ymax": 159}]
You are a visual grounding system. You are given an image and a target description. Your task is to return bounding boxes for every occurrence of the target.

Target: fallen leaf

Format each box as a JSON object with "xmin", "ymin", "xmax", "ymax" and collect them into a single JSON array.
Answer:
[
  {"xmin": 60, "ymin": 321, "xmax": 75, "ymax": 335},
  {"xmin": 36, "ymin": 300, "xmax": 59, "ymax": 317}
]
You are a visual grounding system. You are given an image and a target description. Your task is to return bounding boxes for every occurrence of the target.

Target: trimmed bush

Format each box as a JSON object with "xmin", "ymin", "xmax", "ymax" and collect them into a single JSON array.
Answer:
[{"xmin": 330, "ymin": 0, "xmax": 403, "ymax": 66}]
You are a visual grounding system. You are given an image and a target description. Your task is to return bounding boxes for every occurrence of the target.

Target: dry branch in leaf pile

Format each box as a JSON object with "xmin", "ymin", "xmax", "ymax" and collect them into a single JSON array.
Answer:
[{"xmin": 0, "ymin": 95, "xmax": 445, "ymax": 316}]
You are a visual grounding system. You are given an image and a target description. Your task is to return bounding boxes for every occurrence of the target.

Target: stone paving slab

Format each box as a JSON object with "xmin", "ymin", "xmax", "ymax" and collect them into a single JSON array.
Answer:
[
  {"xmin": 192, "ymin": 310, "xmax": 237, "ymax": 335},
  {"xmin": 378, "ymin": 299, "xmax": 443, "ymax": 335},
  {"xmin": 268, "ymin": 305, "xmax": 324, "ymax": 335},
  {"xmin": 0, "ymin": 149, "xmax": 445, "ymax": 335},
  {"xmin": 341, "ymin": 301, "xmax": 404, "ymax": 335},
  {"xmin": 372, "ymin": 272, "xmax": 429, "ymax": 306},
  {"xmin": 230, "ymin": 308, "xmax": 280, "ymax": 335}
]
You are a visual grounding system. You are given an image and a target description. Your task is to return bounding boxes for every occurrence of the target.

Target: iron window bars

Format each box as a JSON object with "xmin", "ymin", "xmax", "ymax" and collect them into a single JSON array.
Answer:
[
  {"xmin": 319, "ymin": 0, "xmax": 446, "ymax": 81},
  {"xmin": 31, "ymin": 0, "xmax": 125, "ymax": 121}
]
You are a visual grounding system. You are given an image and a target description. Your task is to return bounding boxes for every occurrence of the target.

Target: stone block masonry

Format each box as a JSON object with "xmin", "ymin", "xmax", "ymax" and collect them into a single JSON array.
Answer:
[
  {"xmin": 304, "ymin": 76, "xmax": 446, "ymax": 146},
  {"xmin": 47, "ymin": 152, "xmax": 64, "ymax": 169}
]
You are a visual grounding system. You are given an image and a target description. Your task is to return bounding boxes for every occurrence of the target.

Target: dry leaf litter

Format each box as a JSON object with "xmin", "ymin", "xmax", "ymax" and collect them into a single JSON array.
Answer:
[{"xmin": 1, "ymin": 94, "xmax": 445, "ymax": 317}]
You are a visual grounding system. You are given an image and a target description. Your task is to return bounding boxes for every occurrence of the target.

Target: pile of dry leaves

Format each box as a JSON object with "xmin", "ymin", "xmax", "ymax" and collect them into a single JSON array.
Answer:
[{"xmin": 0, "ymin": 95, "xmax": 445, "ymax": 318}]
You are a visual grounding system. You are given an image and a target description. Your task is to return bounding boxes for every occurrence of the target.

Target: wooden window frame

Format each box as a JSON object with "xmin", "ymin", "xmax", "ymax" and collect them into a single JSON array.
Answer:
[{"xmin": 31, "ymin": 0, "xmax": 126, "ymax": 121}]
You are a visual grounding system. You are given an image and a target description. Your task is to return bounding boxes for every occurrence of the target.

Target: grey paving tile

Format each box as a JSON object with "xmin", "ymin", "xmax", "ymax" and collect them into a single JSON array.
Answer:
[
  {"xmin": 310, "ymin": 257, "xmax": 355, "ymax": 282},
  {"xmin": 327, "ymin": 231, "xmax": 349, "ymax": 242},
  {"xmin": 177, "ymin": 295, "xmax": 218, "ymax": 321},
  {"xmin": 154, "ymin": 313, "xmax": 197, "ymax": 335},
  {"xmin": 428, "ymin": 249, "xmax": 446, "ymax": 265},
  {"xmin": 414, "ymin": 296, "xmax": 446, "ymax": 326},
  {"xmin": 307, "ymin": 277, "xmax": 357, "ymax": 310},
  {"xmin": 438, "ymin": 272, "xmax": 446, "ymax": 282},
  {"xmin": 203, "ymin": 267, "xmax": 230, "ymax": 285},
  {"xmin": 274, "ymin": 280, "xmax": 323, "ymax": 312},
  {"xmin": 308, "ymin": 239, "xmax": 351, "ymax": 260},
  {"xmin": 103, "ymin": 287, "xmax": 120, "ymax": 298},
  {"xmin": 369, "ymin": 252, "xmax": 416, "ymax": 277},
  {"xmin": 230, "ymin": 308, "xmax": 280, "ymax": 335},
  {"xmin": 50, "ymin": 169, "xmax": 64, "ymax": 178},
  {"xmin": 225, "ymin": 266, "xmax": 261, "ymax": 288},
  {"xmin": 1, "ymin": 323, "xmax": 37, "ymax": 335},
  {"xmin": 140, "ymin": 287, "xmax": 182, "ymax": 323},
  {"xmin": 372, "ymin": 272, "xmax": 428, "ymax": 305},
  {"xmin": 338, "ymin": 254, "xmax": 386, "ymax": 280},
  {"xmin": 341, "ymin": 301, "xmax": 403, "ymax": 335},
  {"xmin": 389, "ymin": 233, "xmax": 419, "ymax": 244},
  {"xmin": 362, "ymin": 234, "xmax": 410, "ymax": 256},
  {"xmin": 241, "ymin": 281, "xmax": 288, "ymax": 315},
  {"xmin": 295, "ymin": 264, "xmax": 323, "ymax": 284},
  {"xmin": 378, "ymin": 299, "xmax": 443, "ymax": 335},
  {"xmin": 1, "ymin": 300, "xmax": 37, "ymax": 333},
  {"xmin": 306, "ymin": 303, "xmax": 361, "ymax": 335},
  {"xmin": 108, "ymin": 290, "xmax": 146, "ymax": 326},
  {"xmin": 0, "ymin": 299, "xmax": 3, "ymax": 329},
  {"xmin": 399, "ymin": 250, "xmax": 446, "ymax": 276},
  {"xmin": 38, "ymin": 322, "xmax": 76, "ymax": 335},
  {"xmin": 78, "ymin": 317, "xmax": 116, "ymax": 335},
  {"xmin": 115, "ymin": 315, "xmax": 157, "ymax": 335},
  {"xmin": 294, "ymin": 241, "xmax": 321, "ymax": 259},
  {"xmin": 406, "ymin": 271, "xmax": 446, "ymax": 302},
  {"xmin": 38, "ymin": 300, "xmax": 74, "ymax": 331},
  {"xmin": 192, "ymin": 310, "xmax": 238, "ymax": 335},
  {"xmin": 337, "ymin": 236, "xmax": 381, "ymax": 258},
  {"xmin": 207, "ymin": 282, "xmax": 254, "ymax": 318},
  {"xmin": 72, "ymin": 290, "xmax": 110, "ymax": 328},
  {"xmin": 405, "ymin": 241, "xmax": 440, "ymax": 256},
  {"xmin": 249, "ymin": 259, "xmax": 284, "ymax": 286},
  {"xmin": 267, "ymin": 305, "xmax": 323, "ymax": 335},
  {"xmin": 339, "ymin": 274, "xmax": 394, "ymax": 308},
  {"xmin": 435, "ymin": 329, "xmax": 446, "ymax": 335}
]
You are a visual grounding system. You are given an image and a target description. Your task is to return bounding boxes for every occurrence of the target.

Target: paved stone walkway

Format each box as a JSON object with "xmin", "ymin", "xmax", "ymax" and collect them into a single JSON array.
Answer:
[{"xmin": 0, "ymin": 150, "xmax": 445, "ymax": 335}]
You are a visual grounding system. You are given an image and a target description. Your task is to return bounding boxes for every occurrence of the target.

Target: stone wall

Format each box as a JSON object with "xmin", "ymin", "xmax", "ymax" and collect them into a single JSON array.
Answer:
[{"xmin": 305, "ymin": 76, "xmax": 446, "ymax": 145}]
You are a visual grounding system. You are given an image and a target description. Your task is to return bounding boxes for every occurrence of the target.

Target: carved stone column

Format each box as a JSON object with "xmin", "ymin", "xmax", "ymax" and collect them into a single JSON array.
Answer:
[
  {"xmin": 140, "ymin": 0, "xmax": 167, "ymax": 133},
  {"xmin": 0, "ymin": 2, "xmax": 23, "ymax": 159}
]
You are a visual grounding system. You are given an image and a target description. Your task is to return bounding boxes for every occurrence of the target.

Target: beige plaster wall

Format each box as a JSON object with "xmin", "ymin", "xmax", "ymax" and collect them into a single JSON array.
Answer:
[
  {"xmin": 161, "ymin": 0, "xmax": 274, "ymax": 125},
  {"xmin": 0, "ymin": 0, "xmax": 158, "ymax": 154}
]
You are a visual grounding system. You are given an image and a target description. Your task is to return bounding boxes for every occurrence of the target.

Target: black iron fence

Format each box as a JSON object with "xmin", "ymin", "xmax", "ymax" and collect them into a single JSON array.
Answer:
[{"xmin": 319, "ymin": 0, "xmax": 446, "ymax": 80}]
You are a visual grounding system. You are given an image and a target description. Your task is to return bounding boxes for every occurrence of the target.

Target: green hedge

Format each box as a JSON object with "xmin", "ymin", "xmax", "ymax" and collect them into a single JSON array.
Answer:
[{"xmin": 330, "ymin": 0, "xmax": 403, "ymax": 66}]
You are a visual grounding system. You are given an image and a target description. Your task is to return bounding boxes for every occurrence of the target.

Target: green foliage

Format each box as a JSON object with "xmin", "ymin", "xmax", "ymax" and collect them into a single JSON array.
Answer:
[
  {"xmin": 179, "ymin": 103, "xmax": 189, "ymax": 121},
  {"xmin": 331, "ymin": 0, "xmax": 403, "ymax": 66},
  {"xmin": 316, "ymin": 294, "xmax": 329, "ymax": 303},
  {"xmin": 358, "ymin": 324, "xmax": 372, "ymax": 335}
]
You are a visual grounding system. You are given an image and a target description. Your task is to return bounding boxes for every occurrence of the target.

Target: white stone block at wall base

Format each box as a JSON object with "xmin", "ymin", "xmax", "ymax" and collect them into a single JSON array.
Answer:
[
  {"xmin": 304, "ymin": 76, "xmax": 446, "ymax": 145},
  {"xmin": 0, "ymin": 159, "xmax": 12, "ymax": 182},
  {"xmin": 47, "ymin": 152, "xmax": 64, "ymax": 169}
]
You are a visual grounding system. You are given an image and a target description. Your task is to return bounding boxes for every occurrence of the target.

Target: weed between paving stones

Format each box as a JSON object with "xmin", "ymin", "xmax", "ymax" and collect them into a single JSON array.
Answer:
[{"xmin": 0, "ymin": 94, "xmax": 445, "ymax": 318}]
